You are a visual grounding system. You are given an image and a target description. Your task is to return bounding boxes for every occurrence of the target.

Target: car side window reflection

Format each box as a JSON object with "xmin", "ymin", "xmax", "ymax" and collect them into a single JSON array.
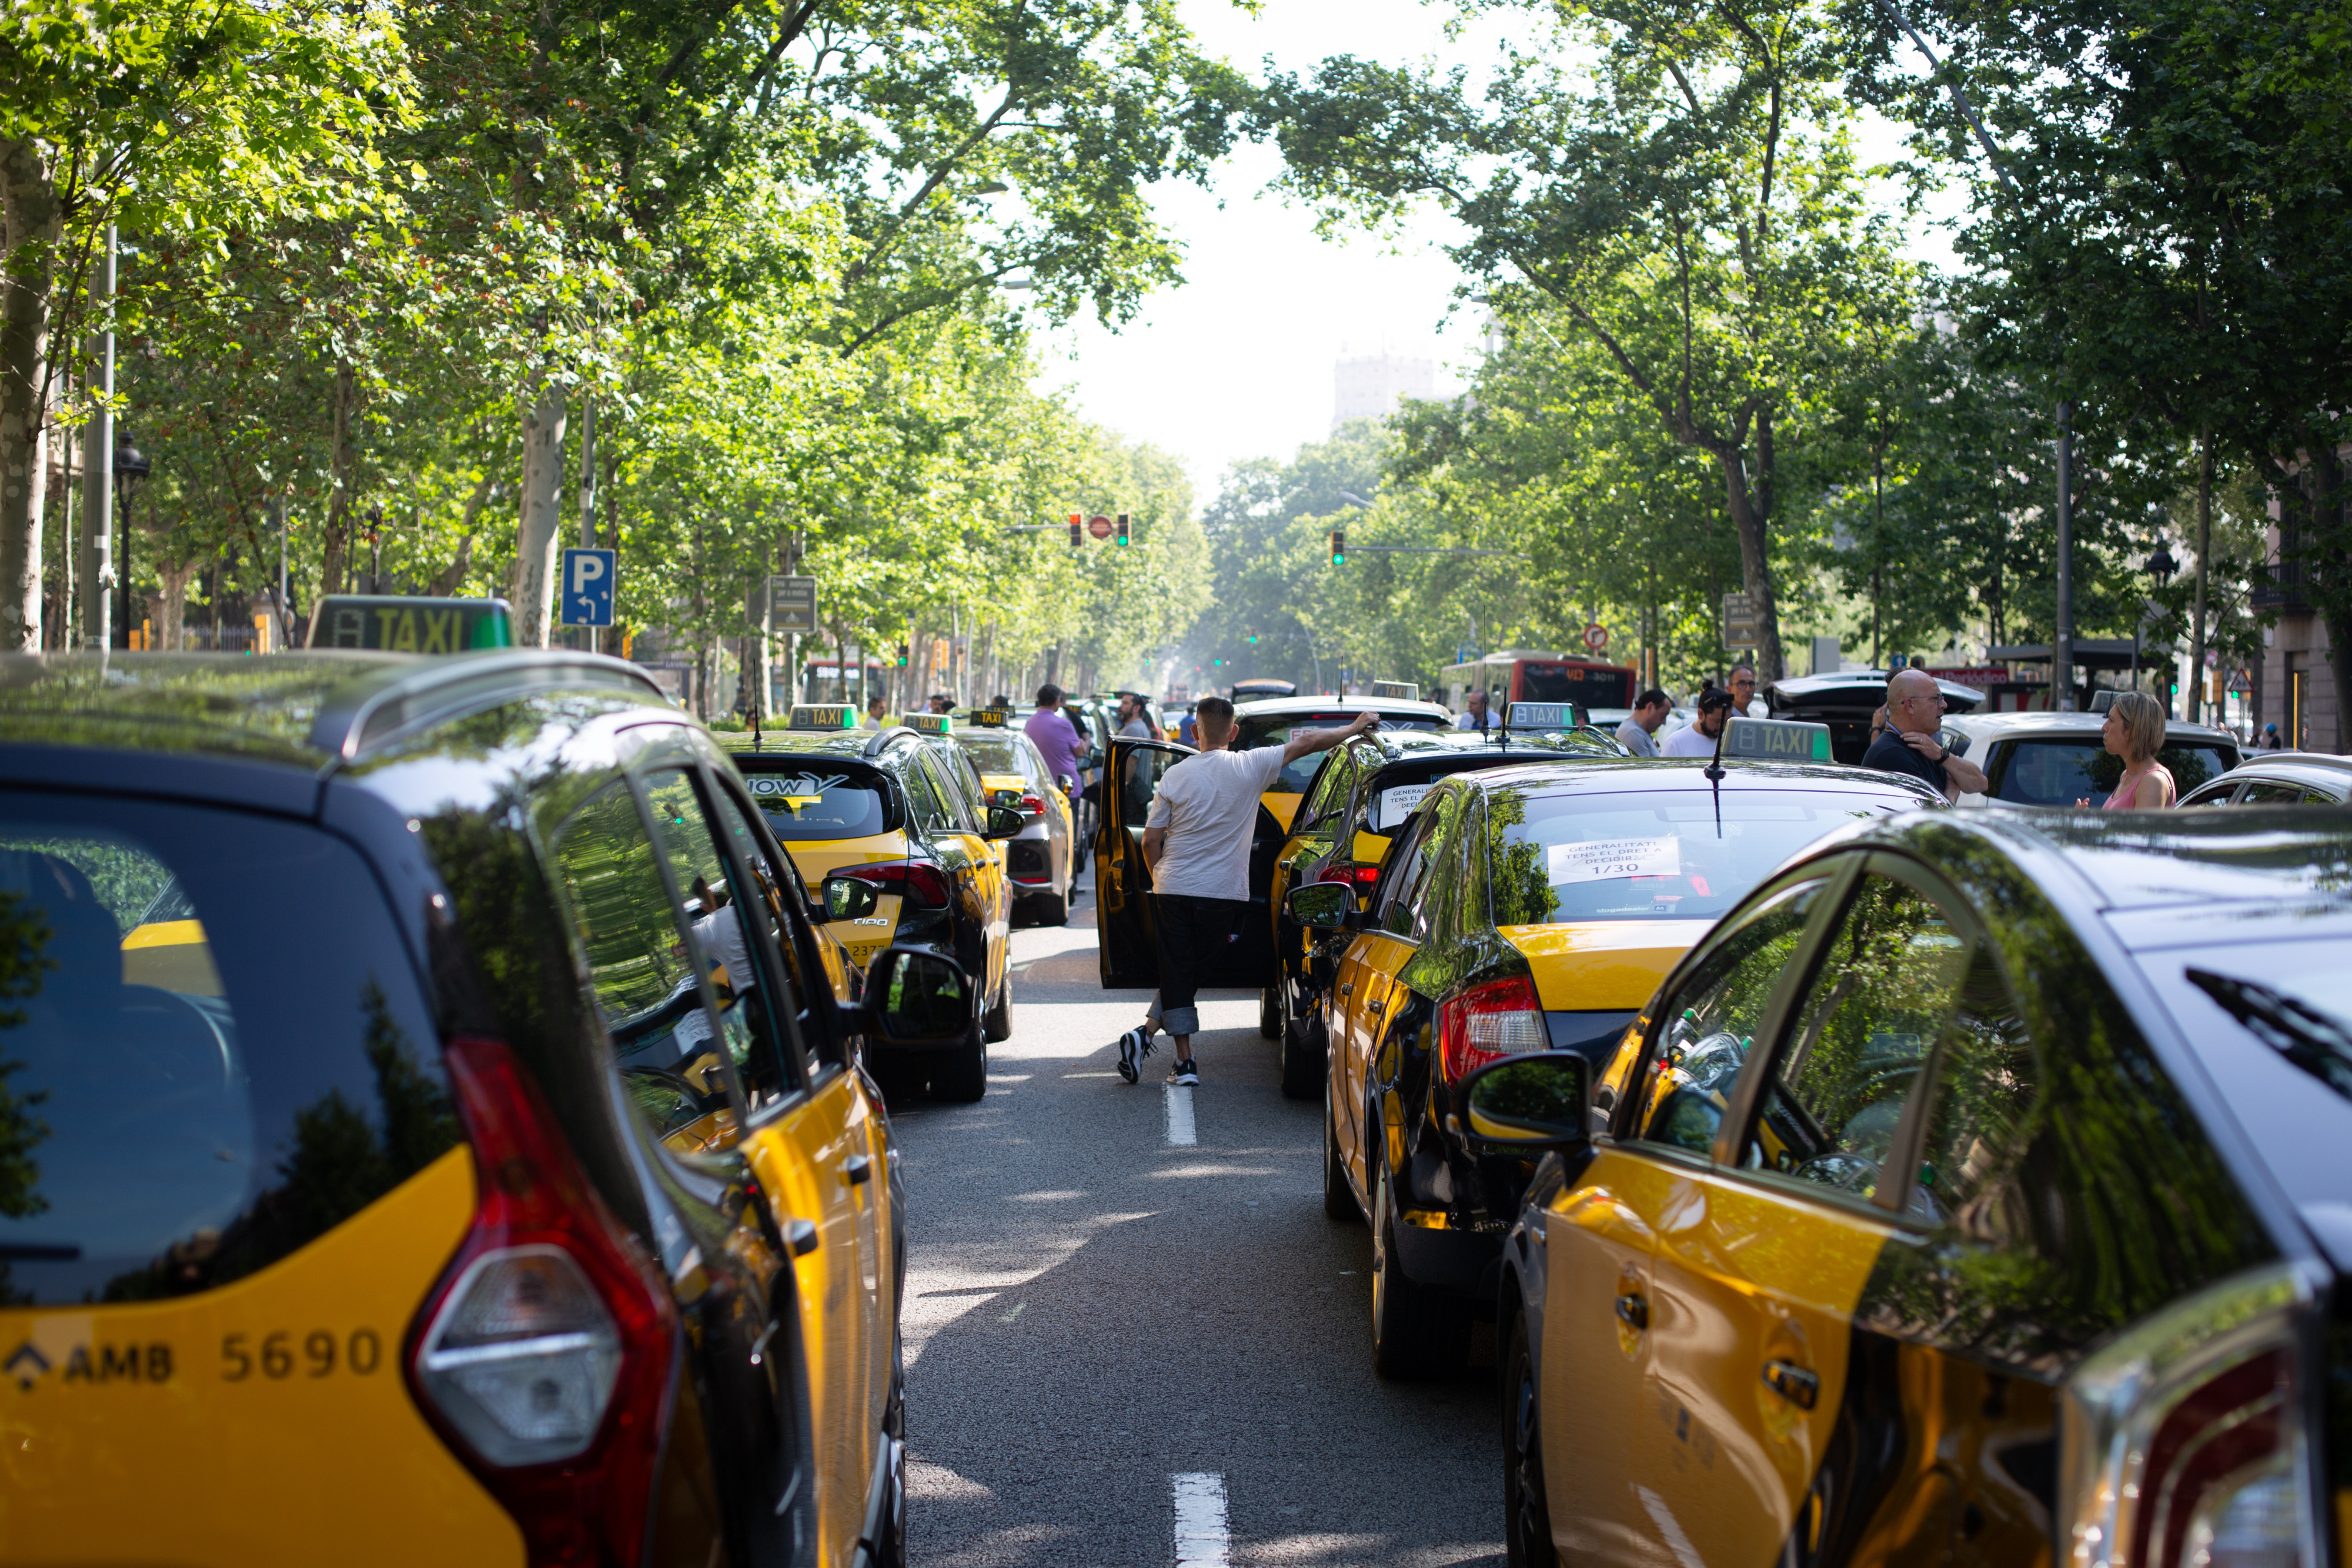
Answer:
[
  {"xmin": 1910, "ymin": 945, "xmax": 2039, "ymax": 1230},
  {"xmin": 704, "ymin": 783, "xmax": 835, "ymax": 1078},
  {"xmin": 1631, "ymin": 878, "xmax": 1826, "ymax": 1153},
  {"xmin": 1379, "ymin": 792, "xmax": 1455, "ymax": 939},
  {"xmin": 1743, "ymin": 874, "xmax": 1969, "ymax": 1203}
]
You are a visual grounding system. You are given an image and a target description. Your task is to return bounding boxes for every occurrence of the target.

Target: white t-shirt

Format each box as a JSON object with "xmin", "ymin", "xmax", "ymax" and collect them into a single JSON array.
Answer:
[
  {"xmin": 1659, "ymin": 722, "xmax": 1723, "ymax": 757},
  {"xmin": 1145, "ymin": 745, "xmax": 1288, "ymax": 901}
]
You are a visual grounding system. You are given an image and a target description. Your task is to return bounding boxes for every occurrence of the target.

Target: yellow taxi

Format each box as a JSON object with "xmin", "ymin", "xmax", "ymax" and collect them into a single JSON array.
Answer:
[
  {"xmin": 0, "ymin": 651, "xmax": 978, "ymax": 1568},
  {"xmin": 719, "ymin": 708, "xmax": 1021, "ymax": 1101},
  {"xmin": 1478, "ymin": 807, "xmax": 2352, "ymax": 1568},
  {"xmin": 951, "ymin": 707, "xmax": 1077, "ymax": 924},
  {"xmin": 1229, "ymin": 694, "xmax": 1454, "ymax": 833},
  {"xmin": 1284, "ymin": 737, "xmax": 1943, "ymax": 1377}
]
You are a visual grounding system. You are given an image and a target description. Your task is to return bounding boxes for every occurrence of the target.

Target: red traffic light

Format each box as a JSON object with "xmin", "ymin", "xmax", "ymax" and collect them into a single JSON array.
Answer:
[{"xmin": 1068, "ymin": 513, "xmax": 1082, "ymax": 547}]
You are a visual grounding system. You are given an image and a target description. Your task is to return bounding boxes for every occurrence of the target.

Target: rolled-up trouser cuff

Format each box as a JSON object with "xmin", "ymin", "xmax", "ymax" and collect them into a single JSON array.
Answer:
[{"xmin": 1151, "ymin": 999, "xmax": 1201, "ymax": 1037}]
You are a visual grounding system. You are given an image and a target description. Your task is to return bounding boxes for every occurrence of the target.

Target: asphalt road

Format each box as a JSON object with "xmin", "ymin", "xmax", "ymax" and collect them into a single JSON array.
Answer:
[{"xmin": 887, "ymin": 902, "xmax": 1505, "ymax": 1568}]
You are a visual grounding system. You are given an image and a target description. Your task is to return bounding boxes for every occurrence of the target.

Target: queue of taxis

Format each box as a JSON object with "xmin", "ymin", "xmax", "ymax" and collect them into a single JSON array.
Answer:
[
  {"xmin": 1282, "ymin": 723, "xmax": 1943, "ymax": 1377},
  {"xmin": 948, "ymin": 708, "xmax": 1076, "ymax": 925},
  {"xmin": 718, "ymin": 706, "xmax": 1021, "ymax": 1102},
  {"xmin": 1264, "ymin": 715, "xmax": 1627, "ymax": 1096},
  {"xmin": 1470, "ymin": 808, "xmax": 2352, "ymax": 1568},
  {"xmin": 0, "ymin": 651, "xmax": 977, "ymax": 1568}
]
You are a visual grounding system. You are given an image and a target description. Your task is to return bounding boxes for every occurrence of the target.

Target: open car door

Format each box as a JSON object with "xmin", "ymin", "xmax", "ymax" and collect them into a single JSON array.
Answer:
[{"xmin": 1095, "ymin": 736, "xmax": 1284, "ymax": 991}]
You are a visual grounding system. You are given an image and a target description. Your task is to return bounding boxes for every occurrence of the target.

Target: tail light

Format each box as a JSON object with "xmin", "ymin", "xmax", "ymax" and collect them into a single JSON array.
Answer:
[
  {"xmin": 1437, "ymin": 974, "xmax": 1547, "ymax": 1084},
  {"xmin": 1018, "ymin": 794, "xmax": 1047, "ymax": 817},
  {"xmin": 1315, "ymin": 861, "xmax": 1381, "ymax": 887},
  {"xmin": 838, "ymin": 859, "xmax": 951, "ymax": 909},
  {"xmin": 2060, "ymin": 1261, "xmax": 2323, "ymax": 1568},
  {"xmin": 409, "ymin": 1037, "xmax": 679, "ymax": 1568}
]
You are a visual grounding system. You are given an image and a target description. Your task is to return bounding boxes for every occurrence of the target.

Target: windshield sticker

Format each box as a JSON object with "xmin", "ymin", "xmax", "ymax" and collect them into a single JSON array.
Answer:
[
  {"xmin": 1377, "ymin": 783, "xmax": 1433, "ymax": 830},
  {"xmin": 1549, "ymin": 836, "xmax": 1682, "ymax": 882},
  {"xmin": 747, "ymin": 773, "xmax": 850, "ymax": 800}
]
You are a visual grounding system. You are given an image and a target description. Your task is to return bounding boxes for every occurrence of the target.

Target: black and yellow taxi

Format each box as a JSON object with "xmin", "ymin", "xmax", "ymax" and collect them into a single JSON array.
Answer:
[
  {"xmin": 1478, "ymin": 808, "xmax": 2352, "ymax": 1568},
  {"xmin": 0, "ymin": 651, "xmax": 978, "ymax": 1568},
  {"xmin": 1231, "ymin": 694, "xmax": 1455, "ymax": 833},
  {"xmin": 1264, "ymin": 721, "xmax": 1626, "ymax": 1096},
  {"xmin": 950, "ymin": 707, "xmax": 1077, "ymax": 925},
  {"xmin": 1284, "ymin": 733, "xmax": 1943, "ymax": 1376},
  {"xmin": 718, "ymin": 707, "xmax": 1018, "ymax": 1102}
]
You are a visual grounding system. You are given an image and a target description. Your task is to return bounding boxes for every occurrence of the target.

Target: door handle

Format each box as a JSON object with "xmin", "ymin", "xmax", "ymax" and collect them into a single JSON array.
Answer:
[
  {"xmin": 1614, "ymin": 1292, "xmax": 1649, "ymax": 1331},
  {"xmin": 786, "ymin": 1218, "xmax": 820, "ymax": 1256},
  {"xmin": 844, "ymin": 1154, "xmax": 873, "ymax": 1186},
  {"xmin": 1340, "ymin": 982, "xmax": 1354, "ymax": 997},
  {"xmin": 1368, "ymin": 998, "xmax": 1385, "ymax": 1014},
  {"xmin": 1762, "ymin": 1359, "xmax": 1819, "ymax": 1410}
]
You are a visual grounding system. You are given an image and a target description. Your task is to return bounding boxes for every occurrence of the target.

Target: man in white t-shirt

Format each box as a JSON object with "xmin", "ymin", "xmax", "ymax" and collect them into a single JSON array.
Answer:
[
  {"xmin": 1659, "ymin": 687, "xmax": 1738, "ymax": 756},
  {"xmin": 1113, "ymin": 696, "xmax": 1377, "ymax": 1086}
]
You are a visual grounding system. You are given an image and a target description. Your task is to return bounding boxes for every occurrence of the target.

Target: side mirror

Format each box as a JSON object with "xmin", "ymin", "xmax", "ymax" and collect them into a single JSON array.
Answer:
[
  {"xmin": 1458, "ymin": 1053, "xmax": 1593, "ymax": 1156},
  {"xmin": 1285, "ymin": 881, "xmax": 1357, "ymax": 930},
  {"xmin": 818, "ymin": 874, "xmax": 881, "ymax": 923},
  {"xmin": 865, "ymin": 947, "xmax": 973, "ymax": 1047},
  {"xmin": 983, "ymin": 804, "xmax": 1025, "ymax": 840}
]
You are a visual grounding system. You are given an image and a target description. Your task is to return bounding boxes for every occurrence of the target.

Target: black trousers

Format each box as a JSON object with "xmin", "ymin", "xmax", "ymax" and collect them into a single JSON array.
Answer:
[{"xmin": 1147, "ymin": 892, "xmax": 1247, "ymax": 1038}]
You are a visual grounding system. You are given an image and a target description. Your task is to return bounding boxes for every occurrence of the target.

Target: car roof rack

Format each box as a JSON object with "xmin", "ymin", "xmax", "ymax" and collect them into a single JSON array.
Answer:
[
  {"xmin": 310, "ymin": 650, "xmax": 669, "ymax": 766},
  {"xmin": 863, "ymin": 725, "xmax": 920, "ymax": 759}
]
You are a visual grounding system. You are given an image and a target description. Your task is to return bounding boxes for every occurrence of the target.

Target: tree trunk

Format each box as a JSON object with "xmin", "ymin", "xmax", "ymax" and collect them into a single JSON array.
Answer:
[
  {"xmin": 156, "ymin": 557, "xmax": 196, "ymax": 650},
  {"xmin": 1715, "ymin": 450, "xmax": 1784, "ymax": 678},
  {"xmin": 512, "ymin": 376, "xmax": 566, "ymax": 647},
  {"xmin": 0, "ymin": 138, "xmax": 61, "ymax": 652},
  {"xmin": 318, "ymin": 365, "xmax": 355, "ymax": 601},
  {"xmin": 2191, "ymin": 429, "xmax": 2213, "ymax": 726}
]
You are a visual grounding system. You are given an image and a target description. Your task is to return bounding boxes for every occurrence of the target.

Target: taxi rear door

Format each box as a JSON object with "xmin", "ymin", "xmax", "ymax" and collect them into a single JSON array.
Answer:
[
  {"xmin": 1334, "ymin": 793, "xmax": 1456, "ymax": 1195},
  {"xmin": 1095, "ymin": 737, "xmax": 1193, "ymax": 985}
]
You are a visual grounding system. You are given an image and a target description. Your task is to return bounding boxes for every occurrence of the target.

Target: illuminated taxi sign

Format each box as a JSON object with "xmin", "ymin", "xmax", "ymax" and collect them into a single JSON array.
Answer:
[
  {"xmin": 903, "ymin": 711, "xmax": 953, "ymax": 735},
  {"xmin": 787, "ymin": 703, "xmax": 859, "ymax": 730},
  {"xmin": 973, "ymin": 707, "xmax": 1013, "ymax": 728},
  {"xmin": 1722, "ymin": 716, "xmax": 1833, "ymax": 763},
  {"xmin": 1369, "ymin": 680, "xmax": 1421, "ymax": 700},
  {"xmin": 305, "ymin": 596, "xmax": 513, "ymax": 652},
  {"xmin": 1507, "ymin": 702, "xmax": 1579, "ymax": 731}
]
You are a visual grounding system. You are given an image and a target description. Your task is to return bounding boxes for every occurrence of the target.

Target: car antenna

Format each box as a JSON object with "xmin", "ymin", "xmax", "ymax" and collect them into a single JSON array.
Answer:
[
  {"xmin": 1706, "ymin": 706, "xmax": 1728, "ymax": 836},
  {"xmin": 1497, "ymin": 699, "xmax": 1511, "ymax": 750}
]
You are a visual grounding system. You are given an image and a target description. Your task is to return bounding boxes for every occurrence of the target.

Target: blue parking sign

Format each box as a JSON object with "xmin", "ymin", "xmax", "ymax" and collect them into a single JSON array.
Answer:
[{"xmin": 561, "ymin": 548, "xmax": 616, "ymax": 627}]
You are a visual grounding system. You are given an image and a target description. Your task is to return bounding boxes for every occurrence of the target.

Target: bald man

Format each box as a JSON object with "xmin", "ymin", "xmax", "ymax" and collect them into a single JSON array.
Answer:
[{"xmin": 1861, "ymin": 668, "xmax": 1988, "ymax": 801}]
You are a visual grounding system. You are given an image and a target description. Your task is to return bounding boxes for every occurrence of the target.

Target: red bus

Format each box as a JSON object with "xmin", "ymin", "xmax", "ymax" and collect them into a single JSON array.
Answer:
[{"xmin": 1439, "ymin": 650, "xmax": 1638, "ymax": 712}]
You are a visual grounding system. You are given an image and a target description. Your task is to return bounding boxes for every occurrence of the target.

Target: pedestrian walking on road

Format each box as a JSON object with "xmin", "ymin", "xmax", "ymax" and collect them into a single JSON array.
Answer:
[
  {"xmin": 1454, "ymin": 689, "xmax": 1493, "ymax": 733},
  {"xmin": 1615, "ymin": 688, "xmax": 1671, "ymax": 757},
  {"xmin": 1024, "ymin": 684, "xmax": 1088, "ymax": 794},
  {"xmin": 1660, "ymin": 688, "xmax": 1737, "ymax": 755},
  {"xmin": 1862, "ymin": 668, "xmax": 1989, "ymax": 803},
  {"xmin": 2087, "ymin": 690, "xmax": 2177, "ymax": 809},
  {"xmin": 1113, "ymin": 697, "xmax": 1378, "ymax": 1086}
]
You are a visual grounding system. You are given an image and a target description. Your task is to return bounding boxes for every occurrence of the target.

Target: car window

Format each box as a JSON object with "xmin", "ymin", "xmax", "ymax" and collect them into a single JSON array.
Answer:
[
  {"xmin": 1909, "ymin": 946, "xmax": 2039, "ymax": 1229},
  {"xmin": 1238, "ymin": 714, "xmax": 1444, "ymax": 792},
  {"xmin": 705, "ymin": 783, "xmax": 842, "ymax": 1069},
  {"xmin": 742, "ymin": 764, "xmax": 891, "ymax": 841},
  {"xmin": 549, "ymin": 781, "xmax": 744, "ymax": 1156},
  {"xmin": 1629, "ymin": 877, "xmax": 1830, "ymax": 1152},
  {"xmin": 900, "ymin": 755, "xmax": 954, "ymax": 836},
  {"xmin": 1298, "ymin": 747, "xmax": 1359, "ymax": 831},
  {"xmin": 1742, "ymin": 873, "xmax": 1969, "ymax": 1205},
  {"xmin": 2239, "ymin": 780, "xmax": 2310, "ymax": 804},
  {"xmin": 641, "ymin": 770, "xmax": 808, "ymax": 1108},
  {"xmin": 1375, "ymin": 798, "xmax": 1447, "ymax": 938},
  {"xmin": 1120, "ymin": 744, "xmax": 1185, "ymax": 833},
  {"xmin": 1994, "ymin": 738, "xmax": 2235, "ymax": 805},
  {"xmin": 924, "ymin": 749, "xmax": 983, "ymax": 833},
  {"xmin": 0, "ymin": 800, "xmax": 455, "ymax": 1306}
]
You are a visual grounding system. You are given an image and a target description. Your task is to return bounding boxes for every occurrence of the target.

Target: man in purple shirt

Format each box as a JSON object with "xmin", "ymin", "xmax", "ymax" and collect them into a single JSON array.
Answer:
[{"xmin": 1024, "ymin": 684, "xmax": 1089, "ymax": 793}]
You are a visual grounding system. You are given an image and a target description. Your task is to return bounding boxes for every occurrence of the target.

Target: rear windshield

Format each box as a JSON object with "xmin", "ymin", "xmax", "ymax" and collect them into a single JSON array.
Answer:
[
  {"xmin": 1487, "ymin": 790, "xmax": 1908, "ymax": 925},
  {"xmin": 1994, "ymin": 738, "xmax": 2236, "ymax": 805},
  {"xmin": 954, "ymin": 734, "xmax": 1028, "ymax": 777},
  {"xmin": 1239, "ymin": 714, "xmax": 1448, "ymax": 793},
  {"xmin": 1519, "ymin": 664, "xmax": 1633, "ymax": 707},
  {"xmin": 741, "ymin": 766, "xmax": 892, "ymax": 840},
  {"xmin": 0, "ymin": 797, "xmax": 452, "ymax": 1305}
]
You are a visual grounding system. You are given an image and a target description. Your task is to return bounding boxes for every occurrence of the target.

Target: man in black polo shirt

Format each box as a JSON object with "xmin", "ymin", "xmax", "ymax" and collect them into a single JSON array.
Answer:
[{"xmin": 1862, "ymin": 668, "xmax": 1989, "ymax": 802}]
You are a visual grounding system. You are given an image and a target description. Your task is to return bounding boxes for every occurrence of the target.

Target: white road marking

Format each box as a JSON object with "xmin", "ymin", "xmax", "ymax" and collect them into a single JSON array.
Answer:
[
  {"xmin": 997, "ymin": 1301, "xmax": 1025, "ymax": 1323},
  {"xmin": 1172, "ymin": 1472, "xmax": 1230, "ymax": 1567},
  {"xmin": 1163, "ymin": 1084, "xmax": 1197, "ymax": 1146}
]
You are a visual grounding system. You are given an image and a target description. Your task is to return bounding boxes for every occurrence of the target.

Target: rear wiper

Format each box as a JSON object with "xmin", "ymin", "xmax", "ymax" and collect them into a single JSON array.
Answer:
[{"xmin": 2187, "ymin": 968, "xmax": 2352, "ymax": 1102}]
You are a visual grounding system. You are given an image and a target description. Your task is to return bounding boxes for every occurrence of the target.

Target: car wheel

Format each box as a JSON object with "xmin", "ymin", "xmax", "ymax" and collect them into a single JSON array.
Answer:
[
  {"xmin": 933, "ymin": 1022, "xmax": 989, "ymax": 1103},
  {"xmin": 1279, "ymin": 998, "xmax": 1324, "ymax": 1102},
  {"xmin": 1028, "ymin": 887, "xmax": 1069, "ymax": 925},
  {"xmin": 1502, "ymin": 1308, "xmax": 1559, "ymax": 1568},
  {"xmin": 1371, "ymin": 1159, "xmax": 1467, "ymax": 1379},
  {"xmin": 1258, "ymin": 985, "xmax": 1281, "ymax": 1040},
  {"xmin": 872, "ymin": 1331, "xmax": 910, "ymax": 1568},
  {"xmin": 982, "ymin": 981, "xmax": 1012, "ymax": 1043},
  {"xmin": 1323, "ymin": 1078, "xmax": 1358, "ymax": 1222}
]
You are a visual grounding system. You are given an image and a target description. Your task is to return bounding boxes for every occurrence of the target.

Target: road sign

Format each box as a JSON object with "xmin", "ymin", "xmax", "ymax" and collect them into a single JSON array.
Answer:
[
  {"xmin": 560, "ymin": 549, "xmax": 615, "ymax": 627},
  {"xmin": 1722, "ymin": 591, "xmax": 1760, "ymax": 647},
  {"xmin": 1087, "ymin": 514, "xmax": 1114, "ymax": 540},
  {"xmin": 769, "ymin": 574, "xmax": 817, "ymax": 634},
  {"xmin": 1582, "ymin": 622, "xmax": 1608, "ymax": 652}
]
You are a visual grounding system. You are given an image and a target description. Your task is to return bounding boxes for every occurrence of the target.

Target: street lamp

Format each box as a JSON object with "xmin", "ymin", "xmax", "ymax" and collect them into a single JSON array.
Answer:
[
  {"xmin": 2131, "ymin": 542, "xmax": 2180, "ymax": 706},
  {"xmin": 112, "ymin": 436, "xmax": 149, "ymax": 648}
]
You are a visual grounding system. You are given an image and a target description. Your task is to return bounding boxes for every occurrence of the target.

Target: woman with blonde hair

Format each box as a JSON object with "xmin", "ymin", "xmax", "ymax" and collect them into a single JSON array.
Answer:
[{"xmin": 2092, "ymin": 690, "xmax": 2177, "ymax": 808}]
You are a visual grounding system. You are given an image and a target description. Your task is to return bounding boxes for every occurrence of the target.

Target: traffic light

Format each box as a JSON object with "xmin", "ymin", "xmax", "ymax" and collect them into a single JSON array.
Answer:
[
  {"xmin": 895, "ymin": 642, "xmax": 909, "ymax": 668},
  {"xmin": 1330, "ymin": 528, "xmax": 1345, "ymax": 566},
  {"xmin": 1212, "ymin": 657, "xmax": 1225, "ymax": 668},
  {"xmin": 1068, "ymin": 512, "xmax": 1082, "ymax": 547},
  {"xmin": 1247, "ymin": 631, "xmax": 1259, "ymax": 644},
  {"xmin": 1115, "ymin": 512, "xmax": 1130, "ymax": 547}
]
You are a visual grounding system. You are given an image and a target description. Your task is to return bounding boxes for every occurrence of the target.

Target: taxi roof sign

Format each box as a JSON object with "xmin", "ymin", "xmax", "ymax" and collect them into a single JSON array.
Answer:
[
  {"xmin": 1506, "ymin": 701, "xmax": 1585, "ymax": 731},
  {"xmin": 1369, "ymin": 680, "xmax": 1421, "ymax": 700},
  {"xmin": 1721, "ymin": 715, "xmax": 1833, "ymax": 763},
  {"xmin": 903, "ymin": 711, "xmax": 953, "ymax": 735},
  {"xmin": 787, "ymin": 703, "xmax": 859, "ymax": 730},
  {"xmin": 306, "ymin": 595, "xmax": 513, "ymax": 652},
  {"xmin": 971, "ymin": 707, "xmax": 1013, "ymax": 728}
]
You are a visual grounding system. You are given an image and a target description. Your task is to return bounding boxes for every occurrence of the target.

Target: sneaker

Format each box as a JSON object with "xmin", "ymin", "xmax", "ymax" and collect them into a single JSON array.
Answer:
[
  {"xmin": 1115, "ymin": 1027, "xmax": 1147, "ymax": 1084},
  {"xmin": 1166, "ymin": 1059, "xmax": 1199, "ymax": 1086}
]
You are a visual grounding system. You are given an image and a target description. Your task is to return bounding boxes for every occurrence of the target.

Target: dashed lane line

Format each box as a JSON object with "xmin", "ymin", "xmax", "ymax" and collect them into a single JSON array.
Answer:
[
  {"xmin": 1163, "ymin": 1084, "xmax": 1197, "ymax": 1146},
  {"xmin": 1172, "ymin": 1472, "xmax": 1230, "ymax": 1567}
]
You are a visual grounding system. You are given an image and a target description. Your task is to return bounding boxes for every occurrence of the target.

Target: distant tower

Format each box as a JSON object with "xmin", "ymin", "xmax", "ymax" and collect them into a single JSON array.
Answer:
[{"xmin": 1333, "ymin": 352, "xmax": 1436, "ymax": 431}]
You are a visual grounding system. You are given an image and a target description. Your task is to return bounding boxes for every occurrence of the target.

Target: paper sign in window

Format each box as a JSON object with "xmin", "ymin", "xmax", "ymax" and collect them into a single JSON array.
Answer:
[
  {"xmin": 1548, "ymin": 836, "xmax": 1681, "ymax": 882},
  {"xmin": 1378, "ymin": 783, "xmax": 1434, "ymax": 830}
]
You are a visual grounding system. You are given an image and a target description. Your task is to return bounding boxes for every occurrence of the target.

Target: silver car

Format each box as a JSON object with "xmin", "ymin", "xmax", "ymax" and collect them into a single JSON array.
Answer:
[
  {"xmin": 1940, "ymin": 710, "xmax": 2242, "ymax": 805},
  {"xmin": 951, "ymin": 724, "xmax": 1077, "ymax": 924}
]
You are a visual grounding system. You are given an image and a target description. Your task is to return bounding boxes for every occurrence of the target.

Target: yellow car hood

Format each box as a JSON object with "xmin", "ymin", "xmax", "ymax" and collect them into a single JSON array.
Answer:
[{"xmin": 1499, "ymin": 920, "xmax": 1715, "ymax": 1010}]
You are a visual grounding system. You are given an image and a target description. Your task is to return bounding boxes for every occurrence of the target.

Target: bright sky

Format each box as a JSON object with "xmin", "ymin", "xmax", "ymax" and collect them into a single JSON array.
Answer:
[{"xmin": 1032, "ymin": 0, "xmax": 1967, "ymax": 504}]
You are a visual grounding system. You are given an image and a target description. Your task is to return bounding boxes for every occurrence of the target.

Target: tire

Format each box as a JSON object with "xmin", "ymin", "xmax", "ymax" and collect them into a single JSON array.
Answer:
[
  {"xmin": 1027, "ymin": 887, "xmax": 1069, "ymax": 925},
  {"xmin": 873, "ymin": 1332, "xmax": 910, "ymax": 1568},
  {"xmin": 933, "ymin": 1024, "xmax": 989, "ymax": 1103},
  {"xmin": 982, "ymin": 981, "xmax": 1012, "ymax": 1043},
  {"xmin": 1371, "ymin": 1160, "xmax": 1469, "ymax": 1379},
  {"xmin": 1502, "ymin": 1308, "xmax": 1559, "ymax": 1568},
  {"xmin": 1324, "ymin": 1080, "xmax": 1358, "ymax": 1222},
  {"xmin": 1258, "ymin": 985, "xmax": 1281, "ymax": 1040},
  {"xmin": 1279, "ymin": 999, "xmax": 1324, "ymax": 1102}
]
